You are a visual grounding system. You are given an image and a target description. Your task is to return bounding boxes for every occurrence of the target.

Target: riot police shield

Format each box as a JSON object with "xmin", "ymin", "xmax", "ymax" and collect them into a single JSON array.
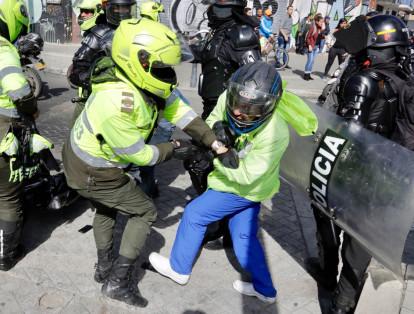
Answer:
[{"xmin": 280, "ymin": 102, "xmax": 414, "ymax": 279}]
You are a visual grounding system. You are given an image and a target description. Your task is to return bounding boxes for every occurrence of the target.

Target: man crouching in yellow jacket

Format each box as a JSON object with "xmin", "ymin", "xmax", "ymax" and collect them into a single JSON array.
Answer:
[{"xmin": 62, "ymin": 18, "xmax": 228, "ymax": 307}]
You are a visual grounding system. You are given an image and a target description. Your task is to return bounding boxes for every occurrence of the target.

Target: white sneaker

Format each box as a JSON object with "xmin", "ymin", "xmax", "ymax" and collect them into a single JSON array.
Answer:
[
  {"xmin": 149, "ymin": 253, "xmax": 190, "ymax": 285},
  {"xmin": 232, "ymin": 280, "xmax": 276, "ymax": 304}
]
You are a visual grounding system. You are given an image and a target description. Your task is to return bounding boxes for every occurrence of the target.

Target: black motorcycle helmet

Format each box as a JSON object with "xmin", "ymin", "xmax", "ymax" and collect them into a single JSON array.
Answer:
[
  {"xmin": 226, "ymin": 61, "xmax": 283, "ymax": 135},
  {"xmin": 207, "ymin": 0, "xmax": 246, "ymax": 27},
  {"xmin": 106, "ymin": 0, "xmax": 137, "ymax": 26},
  {"xmin": 16, "ymin": 33, "xmax": 44, "ymax": 56}
]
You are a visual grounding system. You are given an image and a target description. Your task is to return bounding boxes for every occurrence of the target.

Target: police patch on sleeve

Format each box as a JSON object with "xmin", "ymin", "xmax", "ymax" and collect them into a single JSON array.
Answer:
[{"xmin": 309, "ymin": 129, "xmax": 347, "ymax": 213}]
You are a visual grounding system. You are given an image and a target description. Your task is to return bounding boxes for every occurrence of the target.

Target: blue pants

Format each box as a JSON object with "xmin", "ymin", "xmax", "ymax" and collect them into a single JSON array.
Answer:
[
  {"xmin": 170, "ymin": 189, "xmax": 277, "ymax": 298},
  {"xmin": 305, "ymin": 47, "xmax": 319, "ymax": 74}
]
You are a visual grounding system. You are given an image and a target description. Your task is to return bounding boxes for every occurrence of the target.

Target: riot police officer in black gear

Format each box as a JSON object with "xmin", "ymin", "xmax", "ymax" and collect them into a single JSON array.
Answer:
[
  {"xmin": 307, "ymin": 15, "xmax": 412, "ymax": 314},
  {"xmin": 191, "ymin": 0, "xmax": 261, "ymax": 120},
  {"xmin": 68, "ymin": 0, "xmax": 136, "ymax": 125}
]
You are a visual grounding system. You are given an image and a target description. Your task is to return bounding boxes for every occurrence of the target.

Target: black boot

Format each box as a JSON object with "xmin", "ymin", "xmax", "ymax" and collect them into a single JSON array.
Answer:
[
  {"xmin": 0, "ymin": 233, "xmax": 25, "ymax": 271},
  {"xmin": 102, "ymin": 256, "xmax": 148, "ymax": 307},
  {"xmin": 329, "ymin": 300, "xmax": 353, "ymax": 314},
  {"xmin": 305, "ymin": 257, "xmax": 337, "ymax": 292},
  {"xmin": 328, "ymin": 289, "xmax": 355, "ymax": 314},
  {"xmin": 0, "ymin": 220, "xmax": 25, "ymax": 272},
  {"xmin": 303, "ymin": 73, "xmax": 310, "ymax": 81},
  {"xmin": 94, "ymin": 248, "xmax": 113, "ymax": 283}
]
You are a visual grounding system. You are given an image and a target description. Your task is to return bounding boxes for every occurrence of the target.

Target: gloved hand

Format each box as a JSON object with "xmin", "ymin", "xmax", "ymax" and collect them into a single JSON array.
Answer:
[
  {"xmin": 171, "ymin": 139, "xmax": 200, "ymax": 160},
  {"xmin": 9, "ymin": 157, "xmax": 24, "ymax": 183},
  {"xmin": 217, "ymin": 148, "xmax": 239, "ymax": 169},
  {"xmin": 212, "ymin": 121, "xmax": 236, "ymax": 147},
  {"xmin": 24, "ymin": 164, "xmax": 40, "ymax": 179}
]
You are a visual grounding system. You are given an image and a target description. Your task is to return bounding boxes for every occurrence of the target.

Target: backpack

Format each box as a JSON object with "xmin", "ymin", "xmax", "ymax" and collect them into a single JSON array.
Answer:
[{"xmin": 374, "ymin": 69, "xmax": 414, "ymax": 150}]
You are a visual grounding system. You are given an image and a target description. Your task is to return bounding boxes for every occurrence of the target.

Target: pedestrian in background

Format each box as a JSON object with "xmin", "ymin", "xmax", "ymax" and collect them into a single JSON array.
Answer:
[
  {"xmin": 323, "ymin": 18, "xmax": 348, "ymax": 78},
  {"xmin": 256, "ymin": 8, "xmax": 263, "ymax": 20},
  {"xmin": 259, "ymin": 8, "xmax": 273, "ymax": 54},
  {"xmin": 318, "ymin": 16, "xmax": 330, "ymax": 53},
  {"xmin": 296, "ymin": 13, "xmax": 312, "ymax": 54},
  {"xmin": 275, "ymin": 5, "xmax": 293, "ymax": 68},
  {"xmin": 304, "ymin": 14, "xmax": 324, "ymax": 80}
]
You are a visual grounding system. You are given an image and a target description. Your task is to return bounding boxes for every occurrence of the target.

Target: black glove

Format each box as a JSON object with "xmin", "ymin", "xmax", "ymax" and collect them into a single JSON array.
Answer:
[
  {"xmin": 171, "ymin": 139, "xmax": 200, "ymax": 160},
  {"xmin": 212, "ymin": 121, "xmax": 236, "ymax": 147},
  {"xmin": 218, "ymin": 148, "xmax": 239, "ymax": 169}
]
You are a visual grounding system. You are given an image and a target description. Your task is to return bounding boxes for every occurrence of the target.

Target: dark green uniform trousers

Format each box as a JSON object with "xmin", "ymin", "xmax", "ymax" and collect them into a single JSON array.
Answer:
[
  {"xmin": 0, "ymin": 119, "xmax": 24, "ymax": 258},
  {"xmin": 62, "ymin": 141, "xmax": 157, "ymax": 260},
  {"xmin": 0, "ymin": 157, "xmax": 23, "ymax": 223}
]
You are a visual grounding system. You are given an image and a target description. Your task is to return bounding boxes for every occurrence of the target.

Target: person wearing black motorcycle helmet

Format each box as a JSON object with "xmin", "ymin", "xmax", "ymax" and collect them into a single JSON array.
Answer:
[
  {"xmin": 105, "ymin": 0, "xmax": 137, "ymax": 26},
  {"xmin": 307, "ymin": 14, "xmax": 412, "ymax": 314},
  {"xmin": 191, "ymin": 0, "xmax": 261, "ymax": 121}
]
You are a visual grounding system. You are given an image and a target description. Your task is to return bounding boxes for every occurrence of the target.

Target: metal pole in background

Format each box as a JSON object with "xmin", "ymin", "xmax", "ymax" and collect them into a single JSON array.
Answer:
[{"xmin": 190, "ymin": 63, "xmax": 198, "ymax": 88}]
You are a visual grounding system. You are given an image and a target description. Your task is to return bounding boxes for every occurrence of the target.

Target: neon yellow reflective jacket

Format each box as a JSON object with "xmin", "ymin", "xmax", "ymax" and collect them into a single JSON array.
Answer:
[
  {"xmin": 206, "ymin": 88, "xmax": 318, "ymax": 202},
  {"xmin": 0, "ymin": 35, "xmax": 32, "ymax": 119},
  {"xmin": 70, "ymin": 68, "xmax": 198, "ymax": 168}
]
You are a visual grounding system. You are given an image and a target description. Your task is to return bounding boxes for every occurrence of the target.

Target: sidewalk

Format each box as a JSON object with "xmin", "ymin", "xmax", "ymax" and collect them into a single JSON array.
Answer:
[
  {"xmin": 15, "ymin": 44, "xmax": 413, "ymax": 313},
  {"xmin": 42, "ymin": 43, "xmax": 328, "ymax": 98},
  {"xmin": 0, "ymin": 72, "xmax": 320, "ymax": 313}
]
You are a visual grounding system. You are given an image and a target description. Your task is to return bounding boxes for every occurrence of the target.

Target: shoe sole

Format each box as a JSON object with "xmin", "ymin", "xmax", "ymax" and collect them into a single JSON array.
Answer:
[
  {"xmin": 148, "ymin": 255, "xmax": 189, "ymax": 285},
  {"xmin": 232, "ymin": 282, "xmax": 276, "ymax": 304}
]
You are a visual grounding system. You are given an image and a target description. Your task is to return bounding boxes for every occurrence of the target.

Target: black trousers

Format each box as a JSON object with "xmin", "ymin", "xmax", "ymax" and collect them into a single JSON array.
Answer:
[
  {"xmin": 201, "ymin": 97, "xmax": 218, "ymax": 121},
  {"xmin": 312, "ymin": 205, "xmax": 372, "ymax": 310},
  {"xmin": 324, "ymin": 47, "xmax": 347, "ymax": 76}
]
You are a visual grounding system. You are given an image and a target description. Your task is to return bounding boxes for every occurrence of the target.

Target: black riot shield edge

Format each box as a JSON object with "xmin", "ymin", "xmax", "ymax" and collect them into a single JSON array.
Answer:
[{"xmin": 280, "ymin": 102, "xmax": 414, "ymax": 279}]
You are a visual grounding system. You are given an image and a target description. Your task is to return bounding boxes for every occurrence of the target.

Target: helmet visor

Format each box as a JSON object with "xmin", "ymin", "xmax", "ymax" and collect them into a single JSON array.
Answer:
[
  {"xmin": 13, "ymin": 2, "xmax": 30, "ymax": 36},
  {"xmin": 226, "ymin": 81, "xmax": 278, "ymax": 124},
  {"xmin": 107, "ymin": 4, "xmax": 137, "ymax": 25}
]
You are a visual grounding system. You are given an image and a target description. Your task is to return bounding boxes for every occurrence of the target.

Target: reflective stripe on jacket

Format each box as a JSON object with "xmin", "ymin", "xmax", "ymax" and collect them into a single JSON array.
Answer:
[
  {"xmin": 0, "ymin": 36, "xmax": 31, "ymax": 119},
  {"xmin": 71, "ymin": 68, "xmax": 197, "ymax": 168}
]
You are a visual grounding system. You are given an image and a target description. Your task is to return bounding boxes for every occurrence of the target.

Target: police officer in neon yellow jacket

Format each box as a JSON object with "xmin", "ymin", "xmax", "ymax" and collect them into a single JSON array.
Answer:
[
  {"xmin": 149, "ymin": 62, "xmax": 318, "ymax": 303},
  {"xmin": 62, "ymin": 18, "xmax": 226, "ymax": 307},
  {"xmin": 0, "ymin": 0, "xmax": 40, "ymax": 271}
]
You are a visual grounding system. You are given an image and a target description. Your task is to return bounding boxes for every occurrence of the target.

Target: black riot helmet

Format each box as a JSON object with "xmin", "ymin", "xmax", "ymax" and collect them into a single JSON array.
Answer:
[
  {"xmin": 367, "ymin": 14, "xmax": 410, "ymax": 48},
  {"xmin": 207, "ymin": 0, "xmax": 246, "ymax": 27},
  {"xmin": 106, "ymin": 0, "xmax": 137, "ymax": 26},
  {"xmin": 226, "ymin": 61, "xmax": 283, "ymax": 135},
  {"xmin": 335, "ymin": 15, "xmax": 410, "ymax": 55}
]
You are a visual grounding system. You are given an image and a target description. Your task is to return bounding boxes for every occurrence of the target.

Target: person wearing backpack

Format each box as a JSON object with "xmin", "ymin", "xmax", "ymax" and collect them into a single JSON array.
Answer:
[{"xmin": 305, "ymin": 14, "xmax": 413, "ymax": 314}]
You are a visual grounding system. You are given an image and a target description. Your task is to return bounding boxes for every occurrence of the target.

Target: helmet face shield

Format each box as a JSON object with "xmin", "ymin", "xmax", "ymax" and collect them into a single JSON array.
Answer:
[
  {"xmin": 226, "ymin": 82, "xmax": 278, "ymax": 127},
  {"xmin": 107, "ymin": 3, "xmax": 137, "ymax": 25}
]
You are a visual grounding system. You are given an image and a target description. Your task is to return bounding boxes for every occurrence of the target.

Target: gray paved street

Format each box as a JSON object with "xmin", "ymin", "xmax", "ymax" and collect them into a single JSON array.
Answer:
[
  {"xmin": 0, "ymin": 46, "xmax": 413, "ymax": 313},
  {"xmin": 1, "ymin": 73, "xmax": 321, "ymax": 314}
]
